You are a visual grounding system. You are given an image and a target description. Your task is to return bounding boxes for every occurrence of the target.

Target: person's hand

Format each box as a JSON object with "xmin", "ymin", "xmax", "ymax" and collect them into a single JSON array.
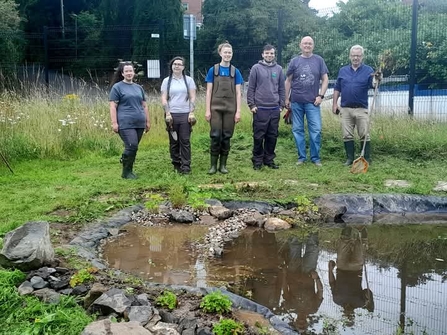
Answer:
[
  {"xmin": 310, "ymin": 270, "xmax": 320, "ymax": 280},
  {"xmin": 250, "ymin": 107, "xmax": 257, "ymax": 114},
  {"xmin": 112, "ymin": 122, "xmax": 119, "ymax": 133},
  {"xmin": 165, "ymin": 113, "xmax": 173, "ymax": 127},
  {"xmin": 329, "ymin": 260, "xmax": 336, "ymax": 271},
  {"xmin": 188, "ymin": 112, "xmax": 196, "ymax": 126},
  {"xmin": 332, "ymin": 105, "xmax": 340, "ymax": 115},
  {"xmin": 205, "ymin": 110, "xmax": 211, "ymax": 122},
  {"xmin": 314, "ymin": 95, "xmax": 323, "ymax": 106},
  {"xmin": 374, "ymin": 70, "xmax": 383, "ymax": 82},
  {"xmin": 285, "ymin": 99, "xmax": 290, "ymax": 109},
  {"xmin": 234, "ymin": 111, "xmax": 241, "ymax": 123},
  {"xmin": 145, "ymin": 121, "xmax": 151, "ymax": 133}
]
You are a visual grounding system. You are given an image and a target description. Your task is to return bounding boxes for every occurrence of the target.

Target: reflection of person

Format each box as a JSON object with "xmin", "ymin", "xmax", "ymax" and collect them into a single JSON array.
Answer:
[
  {"xmin": 205, "ymin": 42, "xmax": 243, "ymax": 174},
  {"xmin": 161, "ymin": 57, "xmax": 197, "ymax": 174},
  {"xmin": 247, "ymin": 44, "xmax": 285, "ymax": 170},
  {"xmin": 285, "ymin": 36, "xmax": 329, "ymax": 167},
  {"xmin": 109, "ymin": 61, "xmax": 150, "ymax": 179},
  {"xmin": 278, "ymin": 233, "xmax": 323, "ymax": 333},
  {"xmin": 329, "ymin": 226, "xmax": 374, "ymax": 326},
  {"xmin": 332, "ymin": 45, "xmax": 381, "ymax": 166}
]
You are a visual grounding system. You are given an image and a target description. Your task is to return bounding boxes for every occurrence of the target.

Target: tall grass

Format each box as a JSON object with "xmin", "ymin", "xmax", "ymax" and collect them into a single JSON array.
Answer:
[{"xmin": 1, "ymin": 85, "xmax": 447, "ymax": 162}]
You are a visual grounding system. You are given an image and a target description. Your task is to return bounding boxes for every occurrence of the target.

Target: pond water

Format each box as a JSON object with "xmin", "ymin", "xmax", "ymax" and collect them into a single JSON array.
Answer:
[{"xmin": 102, "ymin": 224, "xmax": 447, "ymax": 334}]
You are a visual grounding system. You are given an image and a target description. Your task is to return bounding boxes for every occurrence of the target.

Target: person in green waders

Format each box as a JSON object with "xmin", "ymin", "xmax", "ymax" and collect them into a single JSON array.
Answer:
[{"xmin": 205, "ymin": 42, "xmax": 243, "ymax": 174}]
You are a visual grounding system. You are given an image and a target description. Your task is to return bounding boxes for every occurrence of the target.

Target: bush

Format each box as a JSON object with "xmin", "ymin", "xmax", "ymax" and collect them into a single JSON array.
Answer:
[
  {"xmin": 212, "ymin": 318, "xmax": 244, "ymax": 335},
  {"xmin": 200, "ymin": 290, "xmax": 232, "ymax": 314},
  {"xmin": 155, "ymin": 290, "xmax": 177, "ymax": 310}
]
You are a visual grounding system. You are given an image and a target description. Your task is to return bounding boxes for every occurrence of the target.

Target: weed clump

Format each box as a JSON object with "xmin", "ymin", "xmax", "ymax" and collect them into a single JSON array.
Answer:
[
  {"xmin": 155, "ymin": 290, "xmax": 177, "ymax": 310},
  {"xmin": 200, "ymin": 290, "xmax": 232, "ymax": 314},
  {"xmin": 212, "ymin": 318, "xmax": 244, "ymax": 335}
]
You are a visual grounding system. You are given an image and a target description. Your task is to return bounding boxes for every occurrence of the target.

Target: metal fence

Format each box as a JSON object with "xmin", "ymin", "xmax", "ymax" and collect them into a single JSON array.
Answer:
[{"xmin": 1, "ymin": 3, "xmax": 446, "ymax": 119}]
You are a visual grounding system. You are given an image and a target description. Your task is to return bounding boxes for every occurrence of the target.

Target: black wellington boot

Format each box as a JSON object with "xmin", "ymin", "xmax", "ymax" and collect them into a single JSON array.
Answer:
[
  {"xmin": 343, "ymin": 141, "xmax": 355, "ymax": 166},
  {"xmin": 208, "ymin": 155, "xmax": 219, "ymax": 175},
  {"xmin": 218, "ymin": 154, "xmax": 229, "ymax": 174},
  {"xmin": 361, "ymin": 141, "xmax": 371, "ymax": 164},
  {"xmin": 121, "ymin": 154, "xmax": 137, "ymax": 179}
]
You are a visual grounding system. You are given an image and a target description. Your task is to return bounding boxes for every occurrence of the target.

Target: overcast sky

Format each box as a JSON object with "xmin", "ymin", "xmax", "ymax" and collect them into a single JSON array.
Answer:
[{"xmin": 308, "ymin": 0, "xmax": 348, "ymax": 10}]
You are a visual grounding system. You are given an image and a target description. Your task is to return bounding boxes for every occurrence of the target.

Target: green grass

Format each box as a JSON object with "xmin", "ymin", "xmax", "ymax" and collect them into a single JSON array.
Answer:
[
  {"xmin": 1, "ymin": 89, "xmax": 447, "ymax": 335},
  {"xmin": 0, "ymin": 269, "xmax": 94, "ymax": 335}
]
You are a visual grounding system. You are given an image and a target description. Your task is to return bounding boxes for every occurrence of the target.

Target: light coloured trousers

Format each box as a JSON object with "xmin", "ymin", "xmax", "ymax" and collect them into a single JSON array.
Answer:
[{"xmin": 341, "ymin": 107, "xmax": 370, "ymax": 142}]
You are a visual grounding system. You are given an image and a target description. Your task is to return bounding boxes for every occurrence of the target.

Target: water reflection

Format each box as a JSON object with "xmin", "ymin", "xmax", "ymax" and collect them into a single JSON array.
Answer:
[
  {"xmin": 328, "ymin": 226, "xmax": 373, "ymax": 328},
  {"xmin": 103, "ymin": 224, "xmax": 447, "ymax": 334}
]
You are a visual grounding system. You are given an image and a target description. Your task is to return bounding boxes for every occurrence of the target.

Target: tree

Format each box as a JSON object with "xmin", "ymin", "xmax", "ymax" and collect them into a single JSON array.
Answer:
[
  {"xmin": 0, "ymin": 0, "xmax": 25, "ymax": 85},
  {"xmin": 197, "ymin": 0, "xmax": 321, "ymax": 77}
]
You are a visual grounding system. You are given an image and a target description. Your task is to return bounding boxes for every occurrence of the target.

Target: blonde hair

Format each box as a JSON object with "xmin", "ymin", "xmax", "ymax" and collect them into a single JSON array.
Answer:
[{"xmin": 218, "ymin": 41, "xmax": 232, "ymax": 53}]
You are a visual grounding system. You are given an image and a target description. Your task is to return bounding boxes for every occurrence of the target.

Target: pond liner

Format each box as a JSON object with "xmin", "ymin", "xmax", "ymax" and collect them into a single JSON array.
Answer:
[
  {"xmin": 315, "ymin": 194, "xmax": 447, "ymax": 225},
  {"xmin": 141, "ymin": 283, "xmax": 300, "ymax": 335}
]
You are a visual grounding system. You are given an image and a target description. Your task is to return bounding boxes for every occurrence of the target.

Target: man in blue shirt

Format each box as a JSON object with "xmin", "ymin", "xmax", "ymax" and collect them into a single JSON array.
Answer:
[{"xmin": 332, "ymin": 45, "xmax": 380, "ymax": 166}]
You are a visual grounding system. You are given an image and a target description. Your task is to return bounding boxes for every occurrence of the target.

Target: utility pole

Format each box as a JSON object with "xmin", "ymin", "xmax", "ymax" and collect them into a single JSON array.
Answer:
[
  {"xmin": 70, "ymin": 14, "xmax": 78, "ymax": 59},
  {"xmin": 408, "ymin": 0, "xmax": 418, "ymax": 116},
  {"xmin": 60, "ymin": 0, "xmax": 65, "ymax": 38},
  {"xmin": 189, "ymin": 14, "xmax": 194, "ymax": 79}
]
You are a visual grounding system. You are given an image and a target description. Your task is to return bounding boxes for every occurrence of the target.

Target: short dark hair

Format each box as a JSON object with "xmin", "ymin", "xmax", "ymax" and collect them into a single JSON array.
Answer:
[{"xmin": 263, "ymin": 44, "xmax": 275, "ymax": 52}]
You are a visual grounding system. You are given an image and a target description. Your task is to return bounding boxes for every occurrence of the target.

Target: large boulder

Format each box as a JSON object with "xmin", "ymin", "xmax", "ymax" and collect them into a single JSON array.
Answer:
[{"xmin": 0, "ymin": 221, "xmax": 55, "ymax": 271}]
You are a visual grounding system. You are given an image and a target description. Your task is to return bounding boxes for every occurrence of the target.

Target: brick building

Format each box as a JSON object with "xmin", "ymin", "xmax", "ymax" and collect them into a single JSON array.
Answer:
[{"xmin": 182, "ymin": 0, "xmax": 203, "ymax": 24}]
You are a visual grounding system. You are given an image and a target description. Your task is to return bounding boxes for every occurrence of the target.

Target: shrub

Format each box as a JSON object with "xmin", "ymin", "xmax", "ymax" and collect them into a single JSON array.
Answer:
[
  {"xmin": 155, "ymin": 290, "xmax": 177, "ymax": 310},
  {"xmin": 200, "ymin": 290, "xmax": 232, "ymax": 314},
  {"xmin": 212, "ymin": 318, "xmax": 244, "ymax": 335},
  {"xmin": 69, "ymin": 268, "xmax": 97, "ymax": 287}
]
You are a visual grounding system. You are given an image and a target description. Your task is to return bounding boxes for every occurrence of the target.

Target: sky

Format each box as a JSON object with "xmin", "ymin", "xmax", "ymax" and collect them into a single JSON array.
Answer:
[{"xmin": 308, "ymin": 0, "xmax": 348, "ymax": 10}]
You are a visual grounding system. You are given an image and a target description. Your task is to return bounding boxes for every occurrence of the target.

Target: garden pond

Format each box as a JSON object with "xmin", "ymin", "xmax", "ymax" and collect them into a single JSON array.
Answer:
[{"xmin": 102, "ymin": 224, "xmax": 447, "ymax": 334}]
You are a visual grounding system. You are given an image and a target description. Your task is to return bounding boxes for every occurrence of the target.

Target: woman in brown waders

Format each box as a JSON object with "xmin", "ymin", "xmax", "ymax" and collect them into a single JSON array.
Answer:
[{"xmin": 205, "ymin": 42, "xmax": 243, "ymax": 174}]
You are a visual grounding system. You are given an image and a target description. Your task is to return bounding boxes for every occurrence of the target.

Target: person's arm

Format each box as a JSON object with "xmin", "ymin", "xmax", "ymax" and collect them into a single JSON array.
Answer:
[
  {"xmin": 247, "ymin": 67, "xmax": 257, "ymax": 113},
  {"xmin": 285, "ymin": 74, "xmax": 292, "ymax": 108},
  {"xmin": 328, "ymin": 260, "xmax": 336, "ymax": 290},
  {"xmin": 188, "ymin": 87, "xmax": 197, "ymax": 124},
  {"xmin": 142, "ymin": 100, "xmax": 150, "ymax": 132},
  {"xmin": 279, "ymin": 70, "xmax": 286, "ymax": 110},
  {"xmin": 109, "ymin": 101, "xmax": 119, "ymax": 133},
  {"xmin": 332, "ymin": 89, "xmax": 340, "ymax": 114},
  {"xmin": 235, "ymin": 84, "xmax": 241, "ymax": 123},
  {"xmin": 205, "ymin": 82, "xmax": 213, "ymax": 122},
  {"xmin": 315, "ymin": 73, "xmax": 329, "ymax": 106}
]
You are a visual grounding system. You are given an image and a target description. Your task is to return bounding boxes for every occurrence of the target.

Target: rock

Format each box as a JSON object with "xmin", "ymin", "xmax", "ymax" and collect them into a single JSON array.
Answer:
[
  {"xmin": 18, "ymin": 281, "xmax": 34, "ymax": 295},
  {"xmin": 91, "ymin": 288, "xmax": 132, "ymax": 315},
  {"xmin": 81, "ymin": 319, "xmax": 151, "ymax": 335},
  {"xmin": 59, "ymin": 288, "xmax": 73, "ymax": 295},
  {"xmin": 208, "ymin": 206, "xmax": 233, "ymax": 220},
  {"xmin": 315, "ymin": 200, "xmax": 347, "ymax": 224},
  {"xmin": 0, "ymin": 221, "xmax": 55, "ymax": 271},
  {"xmin": 264, "ymin": 218, "xmax": 291, "ymax": 231},
  {"xmin": 127, "ymin": 306, "xmax": 154, "ymax": 326},
  {"xmin": 148, "ymin": 322, "xmax": 180, "ymax": 335},
  {"xmin": 178, "ymin": 317, "xmax": 198, "ymax": 333},
  {"xmin": 72, "ymin": 284, "xmax": 89, "ymax": 296},
  {"xmin": 170, "ymin": 210, "xmax": 195, "ymax": 223},
  {"xmin": 205, "ymin": 199, "xmax": 222, "ymax": 207},
  {"xmin": 30, "ymin": 276, "xmax": 48, "ymax": 289},
  {"xmin": 433, "ymin": 181, "xmax": 447, "ymax": 192},
  {"xmin": 384, "ymin": 179, "xmax": 412, "ymax": 188},
  {"xmin": 315, "ymin": 194, "xmax": 373, "ymax": 225},
  {"xmin": 241, "ymin": 211, "xmax": 264, "ymax": 226},
  {"xmin": 197, "ymin": 327, "xmax": 213, "ymax": 335},
  {"xmin": 136, "ymin": 294, "xmax": 150, "ymax": 306},
  {"xmin": 49, "ymin": 276, "xmax": 70, "ymax": 290},
  {"xmin": 159, "ymin": 309, "xmax": 179, "ymax": 324},
  {"xmin": 55, "ymin": 267, "xmax": 69, "ymax": 274},
  {"xmin": 221, "ymin": 200, "xmax": 273, "ymax": 214},
  {"xmin": 33, "ymin": 288, "xmax": 61, "ymax": 304},
  {"xmin": 84, "ymin": 282, "xmax": 109, "ymax": 309}
]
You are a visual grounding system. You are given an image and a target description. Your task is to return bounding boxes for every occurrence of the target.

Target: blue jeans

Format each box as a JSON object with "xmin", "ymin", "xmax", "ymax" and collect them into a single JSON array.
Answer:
[{"xmin": 291, "ymin": 102, "xmax": 322, "ymax": 163}]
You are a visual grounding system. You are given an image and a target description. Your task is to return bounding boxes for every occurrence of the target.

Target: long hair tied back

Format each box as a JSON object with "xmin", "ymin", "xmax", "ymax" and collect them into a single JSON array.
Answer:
[{"xmin": 167, "ymin": 56, "xmax": 190, "ymax": 102}]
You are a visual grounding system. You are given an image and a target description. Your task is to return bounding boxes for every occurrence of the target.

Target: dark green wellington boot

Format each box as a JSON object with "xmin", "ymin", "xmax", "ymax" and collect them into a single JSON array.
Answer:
[
  {"xmin": 218, "ymin": 154, "xmax": 229, "ymax": 174},
  {"xmin": 121, "ymin": 154, "xmax": 137, "ymax": 179},
  {"xmin": 361, "ymin": 141, "xmax": 371, "ymax": 164},
  {"xmin": 208, "ymin": 155, "xmax": 219, "ymax": 175},
  {"xmin": 343, "ymin": 141, "xmax": 355, "ymax": 166}
]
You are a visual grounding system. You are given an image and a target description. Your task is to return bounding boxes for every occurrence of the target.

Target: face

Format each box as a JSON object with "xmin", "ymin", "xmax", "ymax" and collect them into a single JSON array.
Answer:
[
  {"xmin": 262, "ymin": 48, "xmax": 275, "ymax": 63},
  {"xmin": 172, "ymin": 59, "xmax": 184, "ymax": 74},
  {"xmin": 349, "ymin": 49, "xmax": 364, "ymax": 67},
  {"xmin": 121, "ymin": 65, "xmax": 135, "ymax": 81},
  {"xmin": 219, "ymin": 47, "xmax": 233, "ymax": 62},
  {"xmin": 300, "ymin": 37, "xmax": 314, "ymax": 54}
]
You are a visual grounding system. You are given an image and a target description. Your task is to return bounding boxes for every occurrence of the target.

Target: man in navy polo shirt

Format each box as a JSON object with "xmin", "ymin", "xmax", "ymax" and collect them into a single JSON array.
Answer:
[{"xmin": 332, "ymin": 45, "xmax": 381, "ymax": 166}]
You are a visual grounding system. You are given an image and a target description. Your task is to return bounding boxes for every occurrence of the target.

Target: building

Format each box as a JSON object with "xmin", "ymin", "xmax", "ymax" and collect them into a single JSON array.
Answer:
[{"xmin": 182, "ymin": 0, "xmax": 203, "ymax": 24}]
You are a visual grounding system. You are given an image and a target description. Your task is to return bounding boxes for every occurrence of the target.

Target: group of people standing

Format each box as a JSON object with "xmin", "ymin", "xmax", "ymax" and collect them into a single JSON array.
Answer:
[{"xmin": 109, "ymin": 37, "xmax": 381, "ymax": 179}]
